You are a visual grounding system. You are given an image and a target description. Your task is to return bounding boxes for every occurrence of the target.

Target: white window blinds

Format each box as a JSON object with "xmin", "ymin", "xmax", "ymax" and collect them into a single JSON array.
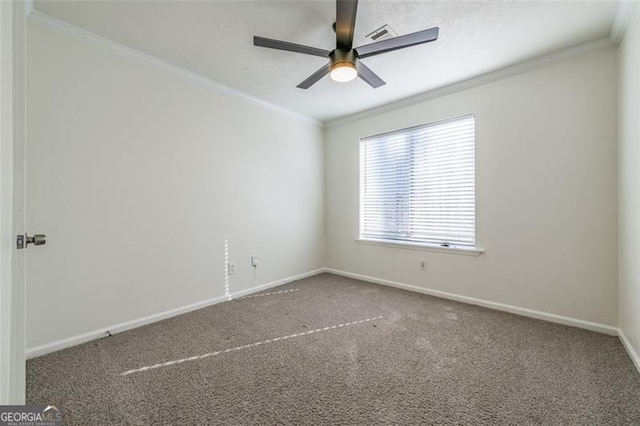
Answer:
[{"xmin": 360, "ymin": 114, "xmax": 476, "ymax": 247}]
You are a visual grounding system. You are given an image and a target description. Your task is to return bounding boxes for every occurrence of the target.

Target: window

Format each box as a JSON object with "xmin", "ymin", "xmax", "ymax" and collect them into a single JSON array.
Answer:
[{"xmin": 359, "ymin": 114, "xmax": 476, "ymax": 250}]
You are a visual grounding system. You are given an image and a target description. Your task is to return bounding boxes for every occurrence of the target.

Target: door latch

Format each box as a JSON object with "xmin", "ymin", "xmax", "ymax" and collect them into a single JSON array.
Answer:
[{"xmin": 16, "ymin": 233, "xmax": 46, "ymax": 249}]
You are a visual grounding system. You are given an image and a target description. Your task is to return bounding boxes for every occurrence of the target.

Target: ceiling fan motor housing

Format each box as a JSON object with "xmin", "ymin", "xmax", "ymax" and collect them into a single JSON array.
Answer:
[{"xmin": 330, "ymin": 49, "xmax": 358, "ymax": 70}]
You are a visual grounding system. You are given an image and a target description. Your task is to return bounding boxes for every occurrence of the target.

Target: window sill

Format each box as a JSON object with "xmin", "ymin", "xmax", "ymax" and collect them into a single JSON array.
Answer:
[{"xmin": 355, "ymin": 238, "xmax": 485, "ymax": 256}]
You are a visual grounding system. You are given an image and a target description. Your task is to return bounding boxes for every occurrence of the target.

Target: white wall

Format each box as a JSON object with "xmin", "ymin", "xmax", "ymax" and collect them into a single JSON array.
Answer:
[
  {"xmin": 618, "ymin": 3, "xmax": 640, "ymax": 363},
  {"xmin": 26, "ymin": 21, "xmax": 324, "ymax": 350},
  {"xmin": 24, "ymin": 11, "xmax": 624, "ymax": 355},
  {"xmin": 325, "ymin": 48, "xmax": 618, "ymax": 326}
]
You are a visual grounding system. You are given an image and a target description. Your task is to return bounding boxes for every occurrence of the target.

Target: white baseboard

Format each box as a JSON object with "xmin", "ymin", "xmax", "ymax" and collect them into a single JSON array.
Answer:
[
  {"xmin": 28, "ymin": 267, "xmax": 630, "ymax": 364},
  {"xmin": 325, "ymin": 268, "xmax": 619, "ymax": 336},
  {"xmin": 228, "ymin": 268, "xmax": 325, "ymax": 299},
  {"xmin": 26, "ymin": 268, "xmax": 325, "ymax": 359},
  {"xmin": 618, "ymin": 328, "xmax": 640, "ymax": 374}
]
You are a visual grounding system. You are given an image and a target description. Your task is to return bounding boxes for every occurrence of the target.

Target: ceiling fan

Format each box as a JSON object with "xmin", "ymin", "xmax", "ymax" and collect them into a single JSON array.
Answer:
[{"xmin": 253, "ymin": 0, "xmax": 439, "ymax": 89}]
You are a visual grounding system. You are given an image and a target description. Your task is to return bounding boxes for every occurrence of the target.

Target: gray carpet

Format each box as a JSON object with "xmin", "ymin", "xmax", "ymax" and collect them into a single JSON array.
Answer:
[{"xmin": 27, "ymin": 273, "xmax": 640, "ymax": 425}]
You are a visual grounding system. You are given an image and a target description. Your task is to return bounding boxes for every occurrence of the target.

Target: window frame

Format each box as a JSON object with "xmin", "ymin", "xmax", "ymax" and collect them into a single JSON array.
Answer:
[{"xmin": 357, "ymin": 114, "xmax": 484, "ymax": 256}]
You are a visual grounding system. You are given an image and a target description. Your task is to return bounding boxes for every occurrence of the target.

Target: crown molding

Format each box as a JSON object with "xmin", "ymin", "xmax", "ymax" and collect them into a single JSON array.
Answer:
[
  {"xmin": 27, "ymin": 9, "xmax": 621, "ymax": 129},
  {"xmin": 326, "ymin": 37, "xmax": 615, "ymax": 128},
  {"xmin": 27, "ymin": 11, "xmax": 322, "ymax": 127},
  {"xmin": 610, "ymin": 1, "xmax": 637, "ymax": 44}
]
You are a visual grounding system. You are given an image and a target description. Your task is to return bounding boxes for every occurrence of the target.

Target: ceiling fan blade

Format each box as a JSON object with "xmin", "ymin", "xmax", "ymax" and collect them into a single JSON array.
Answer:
[
  {"xmin": 356, "ymin": 61, "xmax": 385, "ymax": 88},
  {"xmin": 336, "ymin": 0, "xmax": 358, "ymax": 50},
  {"xmin": 297, "ymin": 63, "xmax": 331, "ymax": 89},
  {"xmin": 254, "ymin": 36, "xmax": 330, "ymax": 58},
  {"xmin": 355, "ymin": 27, "xmax": 439, "ymax": 59}
]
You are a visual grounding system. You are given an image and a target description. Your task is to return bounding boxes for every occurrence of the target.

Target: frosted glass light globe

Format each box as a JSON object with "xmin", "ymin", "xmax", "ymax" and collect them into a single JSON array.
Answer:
[{"xmin": 330, "ymin": 64, "xmax": 358, "ymax": 82}]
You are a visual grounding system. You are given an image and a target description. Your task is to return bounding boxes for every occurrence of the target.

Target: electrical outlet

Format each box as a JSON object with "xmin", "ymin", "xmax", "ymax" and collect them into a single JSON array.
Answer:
[
  {"xmin": 227, "ymin": 263, "xmax": 236, "ymax": 275},
  {"xmin": 419, "ymin": 259, "xmax": 427, "ymax": 271},
  {"xmin": 251, "ymin": 255, "xmax": 259, "ymax": 267}
]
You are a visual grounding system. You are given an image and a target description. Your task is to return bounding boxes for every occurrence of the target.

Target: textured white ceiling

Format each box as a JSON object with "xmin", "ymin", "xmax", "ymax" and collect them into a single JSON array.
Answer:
[{"xmin": 34, "ymin": 0, "xmax": 620, "ymax": 122}]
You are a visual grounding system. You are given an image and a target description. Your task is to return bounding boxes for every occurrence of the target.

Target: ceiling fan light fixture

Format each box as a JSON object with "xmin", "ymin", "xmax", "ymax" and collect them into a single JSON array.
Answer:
[
  {"xmin": 330, "ymin": 63, "xmax": 358, "ymax": 82},
  {"xmin": 253, "ymin": 0, "xmax": 439, "ymax": 89}
]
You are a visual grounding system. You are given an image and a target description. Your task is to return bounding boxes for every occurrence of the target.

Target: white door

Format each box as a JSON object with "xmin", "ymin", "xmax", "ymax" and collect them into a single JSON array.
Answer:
[{"xmin": 0, "ymin": 0, "xmax": 29, "ymax": 405}]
